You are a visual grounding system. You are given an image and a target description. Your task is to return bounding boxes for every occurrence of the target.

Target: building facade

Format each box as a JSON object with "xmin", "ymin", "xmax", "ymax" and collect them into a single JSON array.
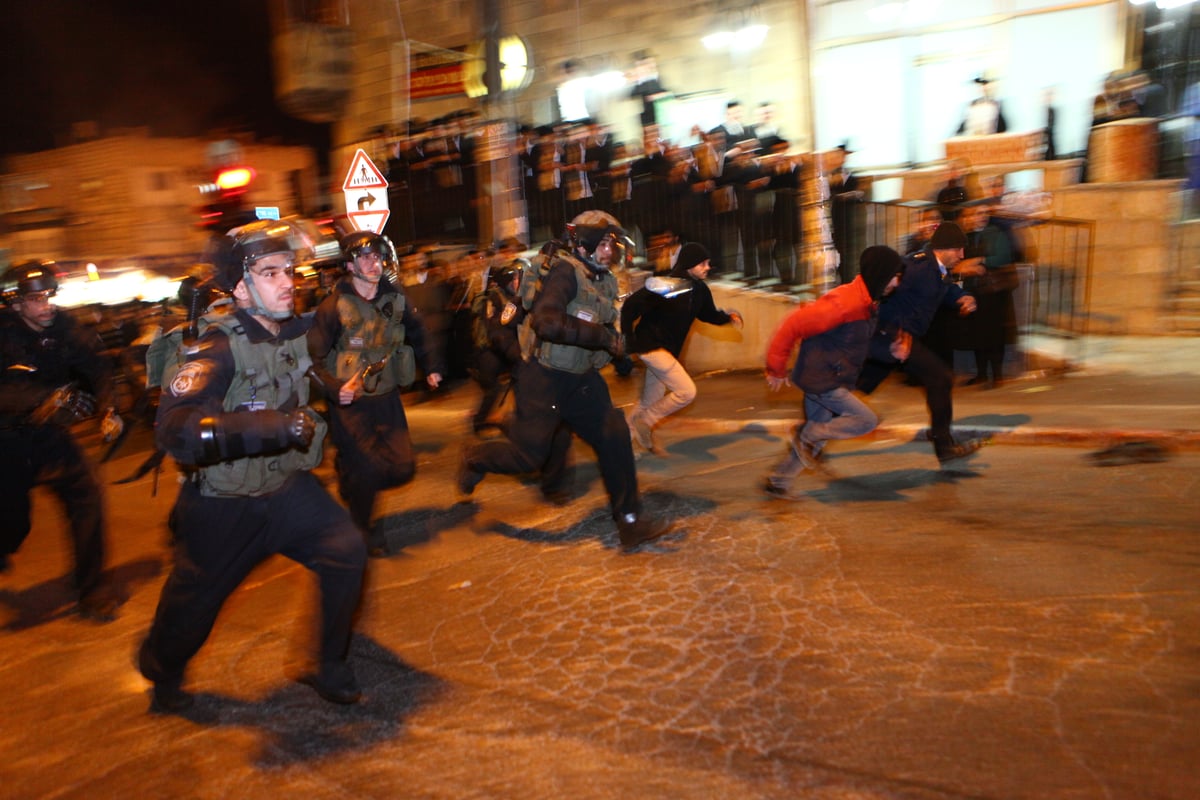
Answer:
[{"xmin": 0, "ymin": 130, "xmax": 319, "ymax": 267}]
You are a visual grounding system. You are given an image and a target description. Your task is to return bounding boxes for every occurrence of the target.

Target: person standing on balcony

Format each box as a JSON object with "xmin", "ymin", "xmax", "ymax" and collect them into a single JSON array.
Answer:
[{"xmin": 957, "ymin": 73, "xmax": 1008, "ymax": 136}]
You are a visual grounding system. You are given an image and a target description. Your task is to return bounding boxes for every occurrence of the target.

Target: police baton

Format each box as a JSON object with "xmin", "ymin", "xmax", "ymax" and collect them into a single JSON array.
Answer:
[{"xmin": 112, "ymin": 449, "xmax": 166, "ymax": 497}]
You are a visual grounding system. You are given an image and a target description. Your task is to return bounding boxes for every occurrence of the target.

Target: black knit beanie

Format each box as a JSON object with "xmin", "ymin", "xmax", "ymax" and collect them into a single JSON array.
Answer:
[
  {"xmin": 670, "ymin": 242, "xmax": 710, "ymax": 277},
  {"xmin": 858, "ymin": 245, "xmax": 904, "ymax": 300},
  {"xmin": 929, "ymin": 222, "xmax": 967, "ymax": 250}
]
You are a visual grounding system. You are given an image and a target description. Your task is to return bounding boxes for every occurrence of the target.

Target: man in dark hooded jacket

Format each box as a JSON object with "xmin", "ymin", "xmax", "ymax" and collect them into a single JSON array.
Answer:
[
  {"xmin": 620, "ymin": 242, "xmax": 742, "ymax": 454},
  {"xmin": 856, "ymin": 222, "xmax": 982, "ymax": 465}
]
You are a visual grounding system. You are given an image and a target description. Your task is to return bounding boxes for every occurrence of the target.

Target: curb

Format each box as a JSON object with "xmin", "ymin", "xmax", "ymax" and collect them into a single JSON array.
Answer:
[{"xmin": 659, "ymin": 417, "xmax": 1200, "ymax": 451}]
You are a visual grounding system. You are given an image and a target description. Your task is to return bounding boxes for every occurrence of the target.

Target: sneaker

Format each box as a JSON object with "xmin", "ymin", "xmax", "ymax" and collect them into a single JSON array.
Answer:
[
  {"xmin": 762, "ymin": 478, "xmax": 790, "ymax": 498},
  {"xmin": 791, "ymin": 436, "xmax": 827, "ymax": 472},
  {"xmin": 630, "ymin": 414, "xmax": 663, "ymax": 455},
  {"xmin": 457, "ymin": 450, "xmax": 485, "ymax": 496},
  {"xmin": 616, "ymin": 513, "xmax": 673, "ymax": 549},
  {"xmin": 150, "ymin": 680, "xmax": 194, "ymax": 714},
  {"xmin": 300, "ymin": 662, "xmax": 362, "ymax": 705}
]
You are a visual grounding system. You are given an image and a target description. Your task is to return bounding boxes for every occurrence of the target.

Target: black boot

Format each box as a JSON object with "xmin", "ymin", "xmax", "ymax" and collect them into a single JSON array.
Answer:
[
  {"xmin": 139, "ymin": 646, "xmax": 193, "ymax": 713},
  {"xmin": 457, "ymin": 449, "xmax": 485, "ymax": 496},
  {"xmin": 300, "ymin": 661, "xmax": 362, "ymax": 705},
  {"xmin": 77, "ymin": 586, "xmax": 121, "ymax": 623},
  {"xmin": 150, "ymin": 679, "xmax": 195, "ymax": 714}
]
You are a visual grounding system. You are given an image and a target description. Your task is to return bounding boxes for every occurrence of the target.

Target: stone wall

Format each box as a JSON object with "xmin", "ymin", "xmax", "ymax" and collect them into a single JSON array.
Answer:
[
  {"xmin": 1050, "ymin": 180, "xmax": 1186, "ymax": 334},
  {"xmin": 676, "ymin": 281, "xmax": 798, "ymax": 374},
  {"xmin": 669, "ymin": 176, "xmax": 1192, "ymax": 377}
]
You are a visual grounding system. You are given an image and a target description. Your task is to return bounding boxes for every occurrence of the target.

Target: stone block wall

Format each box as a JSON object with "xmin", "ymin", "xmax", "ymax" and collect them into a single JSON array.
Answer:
[
  {"xmin": 1051, "ymin": 180, "xmax": 1185, "ymax": 334},
  {"xmin": 678, "ymin": 282, "xmax": 799, "ymax": 374}
]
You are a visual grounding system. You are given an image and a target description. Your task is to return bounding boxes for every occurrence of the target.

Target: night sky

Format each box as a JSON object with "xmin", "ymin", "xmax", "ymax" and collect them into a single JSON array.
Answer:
[{"xmin": 0, "ymin": 0, "xmax": 329, "ymax": 159}]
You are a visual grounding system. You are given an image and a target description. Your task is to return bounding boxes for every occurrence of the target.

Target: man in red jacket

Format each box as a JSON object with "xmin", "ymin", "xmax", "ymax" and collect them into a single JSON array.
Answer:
[{"xmin": 763, "ymin": 246, "xmax": 906, "ymax": 496}]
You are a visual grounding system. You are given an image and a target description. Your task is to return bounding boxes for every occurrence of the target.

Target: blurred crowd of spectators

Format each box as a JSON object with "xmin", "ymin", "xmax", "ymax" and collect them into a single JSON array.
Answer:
[{"xmin": 381, "ymin": 105, "xmax": 814, "ymax": 287}]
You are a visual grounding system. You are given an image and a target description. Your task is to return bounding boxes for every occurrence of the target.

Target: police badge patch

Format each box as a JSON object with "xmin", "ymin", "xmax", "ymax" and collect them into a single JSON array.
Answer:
[
  {"xmin": 170, "ymin": 361, "xmax": 210, "ymax": 396},
  {"xmin": 500, "ymin": 302, "xmax": 517, "ymax": 325}
]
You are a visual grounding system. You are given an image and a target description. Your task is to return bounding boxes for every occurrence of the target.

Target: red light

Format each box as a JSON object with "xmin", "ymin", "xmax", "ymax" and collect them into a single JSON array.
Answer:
[{"xmin": 216, "ymin": 167, "xmax": 255, "ymax": 191}]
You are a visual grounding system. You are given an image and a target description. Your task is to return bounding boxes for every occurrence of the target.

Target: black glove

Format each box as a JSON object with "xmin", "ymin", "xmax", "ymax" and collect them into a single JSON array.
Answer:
[
  {"xmin": 193, "ymin": 408, "xmax": 317, "ymax": 465},
  {"xmin": 30, "ymin": 384, "xmax": 97, "ymax": 426},
  {"xmin": 286, "ymin": 409, "xmax": 317, "ymax": 449},
  {"xmin": 605, "ymin": 331, "xmax": 626, "ymax": 359}
]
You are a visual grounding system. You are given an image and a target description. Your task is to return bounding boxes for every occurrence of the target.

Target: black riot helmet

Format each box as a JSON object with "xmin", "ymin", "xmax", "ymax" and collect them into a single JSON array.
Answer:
[
  {"xmin": 567, "ymin": 210, "xmax": 634, "ymax": 271},
  {"xmin": 207, "ymin": 218, "xmax": 313, "ymax": 293},
  {"xmin": 205, "ymin": 218, "xmax": 313, "ymax": 321},
  {"xmin": 2, "ymin": 261, "xmax": 59, "ymax": 304},
  {"xmin": 488, "ymin": 263, "xmax": 521, "ymax": 296},
  {"xmin": 340, "ymin": 230, "xmax": 398, "ymax": 284}
]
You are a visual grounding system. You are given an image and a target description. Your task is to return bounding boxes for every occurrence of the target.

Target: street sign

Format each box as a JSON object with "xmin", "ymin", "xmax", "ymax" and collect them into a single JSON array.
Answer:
[{"xmin": 342, "ymin": 148, "xmax": 390, "ymax": 234}]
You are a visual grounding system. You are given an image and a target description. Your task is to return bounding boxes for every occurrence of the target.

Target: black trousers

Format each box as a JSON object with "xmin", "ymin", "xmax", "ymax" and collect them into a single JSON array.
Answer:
[
  {"xmin": 857, "ymin": 338, "xmax": 956, "ymax": 445},
  {"xmin": 139, "ymin": 471, "xmax": 366, "ymax": 685},
  {"xmin": 0, "ymin": 424, "xmax": 106, "ymax": 598},
  {"xmin": 471, "ymin": 349, "xmax": 511, "ymax": 432},
  {"xmin": 328, "ymin": 392, "xmax": 415, "ymax": 534},
  {"xmin": 468, "ymin": 360, "xmax": 638, "ymax": 517}
]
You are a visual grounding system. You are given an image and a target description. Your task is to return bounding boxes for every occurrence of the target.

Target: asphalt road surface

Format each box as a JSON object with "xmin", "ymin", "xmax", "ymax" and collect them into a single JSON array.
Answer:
[{"xmin": 3, "ymin": 384, "xmax": 1197, "ymax": 800}]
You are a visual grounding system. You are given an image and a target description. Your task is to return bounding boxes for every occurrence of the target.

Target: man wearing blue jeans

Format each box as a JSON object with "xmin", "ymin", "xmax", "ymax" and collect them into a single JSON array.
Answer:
[{"xmin": 763, "ymin": 246, "xmax": 905, "ymax": 495}]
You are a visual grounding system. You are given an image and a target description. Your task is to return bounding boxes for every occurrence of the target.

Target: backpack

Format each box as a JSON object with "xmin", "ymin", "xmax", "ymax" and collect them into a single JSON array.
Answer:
[
  {"xmin": 516, "ymin": 243, "xmax": 563, "ymax": 312},
  {"xmin": 146, "ymin": 308, "xmax": 232, "ymax": 392},
  {"xmin": 514, "ymin": 245, "xmax": 570, "ymax": 360}
]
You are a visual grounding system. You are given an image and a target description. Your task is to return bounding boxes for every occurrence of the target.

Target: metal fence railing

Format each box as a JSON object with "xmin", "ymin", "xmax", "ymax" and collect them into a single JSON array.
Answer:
[
  {"xmin": 847, "ymin": 200, "xmax": 1095, "ymax": 368},
  {"xmin": 387, "ymin": 164, "xmax": 1098, "ymax": 366},
  {"xmin": 853, "ymin": 201, "xmax": 1097, "ymax": 335}
]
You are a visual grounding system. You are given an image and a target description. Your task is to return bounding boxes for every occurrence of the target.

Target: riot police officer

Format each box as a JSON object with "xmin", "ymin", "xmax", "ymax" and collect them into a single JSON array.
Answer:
[
  {"xmin": 458, "ymin": 213, "xmax": 673, "ymax": 549},
  {"xmin": 138, "ymin": 219, "xmax": 367, "ymax": 713},
  {"xmin": 306, "ymin": 231, "xmax": 444, "ymax": 554},
  {"xmin": 0, "ymin": 262, "xmax": 123, "ymax": 621},
  {"xmin": 469, "ymin": 261, "xmax": 523, "ymax": 434}
]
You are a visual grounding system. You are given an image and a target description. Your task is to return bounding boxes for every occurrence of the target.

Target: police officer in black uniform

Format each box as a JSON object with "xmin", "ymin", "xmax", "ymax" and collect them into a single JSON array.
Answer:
[
  {"xmin": 138, "ymin": 219, "xmax": 367, "ymax": 713},
  {"xmin": 458, "ymin": 213, "xmax": 672, "ymax": 549},
  {"xmin": 469, "ymin": 261, "xmax": 523, "ymax": 434},
  {"xmin": 0, "ymin": 262, "xmax": 123, "ymax": 621},
  {"xmin": 306, "ymin": 231, "xmax": 443, "ymax": 554}
]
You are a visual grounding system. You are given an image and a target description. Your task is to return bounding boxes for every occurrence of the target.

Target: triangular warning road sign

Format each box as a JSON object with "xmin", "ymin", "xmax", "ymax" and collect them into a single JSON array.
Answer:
[
  {"xmin": 342, "ymin": 149, "xmax": 388, "ymax": 191},
  {"xmin": 347, "ymin": 209, "xmax": 391, "ymax": 234}
]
